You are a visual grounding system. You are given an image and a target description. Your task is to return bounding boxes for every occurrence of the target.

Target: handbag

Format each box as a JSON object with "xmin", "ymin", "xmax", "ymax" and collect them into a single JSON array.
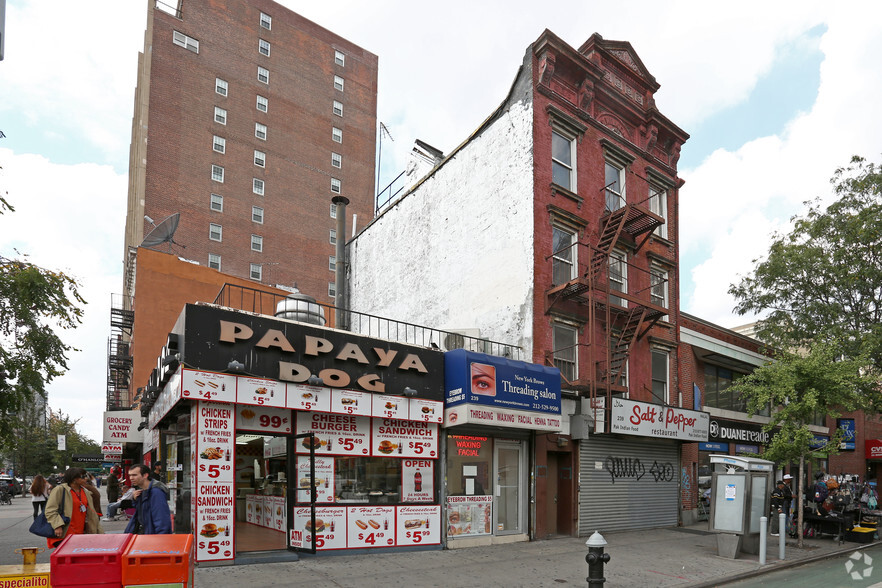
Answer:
[{"xmin": 29, "ymin": 488, "xmax": 70, "ymax": 538}]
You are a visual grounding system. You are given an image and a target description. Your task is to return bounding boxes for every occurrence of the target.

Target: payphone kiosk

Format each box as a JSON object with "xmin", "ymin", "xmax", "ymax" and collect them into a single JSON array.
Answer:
[{"xmin": 708, "ymin": 454, "xmax": 774, "ymax": 558}]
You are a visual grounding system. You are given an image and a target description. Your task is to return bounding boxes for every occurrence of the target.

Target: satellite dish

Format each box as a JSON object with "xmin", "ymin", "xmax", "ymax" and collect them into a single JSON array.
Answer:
[{"xmin": 140, "ymin": 213, "xmax": 185, "ymax": 250}]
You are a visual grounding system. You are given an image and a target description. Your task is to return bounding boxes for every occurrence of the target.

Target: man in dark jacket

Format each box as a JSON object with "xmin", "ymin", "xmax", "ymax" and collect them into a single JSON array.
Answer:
[
  {"xmin": 124, "ymin": 464, "xmax": 171, "ymax": 534},
  {"xmin": 770, "ymin": 481, "xmax": 785, "ymax": 536}
]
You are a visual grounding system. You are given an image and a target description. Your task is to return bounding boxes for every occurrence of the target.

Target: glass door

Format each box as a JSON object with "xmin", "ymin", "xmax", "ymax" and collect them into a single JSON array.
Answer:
[{"xmin": 494, "ymin": 440, "xmax": 525, "ymax": 534}]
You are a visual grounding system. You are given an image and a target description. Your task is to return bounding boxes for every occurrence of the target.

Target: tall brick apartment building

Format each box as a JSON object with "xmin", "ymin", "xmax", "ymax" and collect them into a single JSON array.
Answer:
[
  {"xmin": 347, "ymin": 30, "xmax": 690, "ymax": 539},
  {"xmin": 110, "ymin": 0, "xmax": 378, "ymax": 409}
]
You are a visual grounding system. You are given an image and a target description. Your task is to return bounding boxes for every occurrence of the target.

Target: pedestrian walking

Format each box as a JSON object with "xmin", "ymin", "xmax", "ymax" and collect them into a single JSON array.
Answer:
[
  {"xmin": 770, "ymin": 480, "xmax": 785, "ymax": 536},
  {"xmin": 124, "ymin": 464, "xmax": 171, "ymax": 534},
  {"xmin": 29, "ymin": 475, "xmax": 50, "ymax": 520},
  {"xmin": 45, "ymin": 467, "xmax": 104, "ymax": 548},
  {"xmin": 106, "ymin": 467, "xmax": 120, "ymax": 504}
]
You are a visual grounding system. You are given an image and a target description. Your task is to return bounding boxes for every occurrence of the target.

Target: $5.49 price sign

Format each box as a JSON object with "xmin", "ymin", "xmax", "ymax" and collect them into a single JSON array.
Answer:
[
  {"xmin": 198, "ymin": 462, "xmax": 232, "ymax": 479},
  {"xmin": 197, "ymin": 538, "xmax": 232, "ymax": 556}
]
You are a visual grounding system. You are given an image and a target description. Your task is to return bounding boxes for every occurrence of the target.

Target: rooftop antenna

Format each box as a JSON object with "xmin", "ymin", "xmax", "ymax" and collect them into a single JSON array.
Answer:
[
  {"xmin": 140, "ymin": 213, "xmax": 185, "ymax": 252},
  {"xmin": 376, "ymin": 122, "xmax": 394, "ymax": 198}
]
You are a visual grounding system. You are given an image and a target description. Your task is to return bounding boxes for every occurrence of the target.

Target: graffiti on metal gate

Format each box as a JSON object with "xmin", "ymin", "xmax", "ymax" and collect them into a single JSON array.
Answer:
[{"xmin": 604, "ymin": 456, "xmax": 675, "ymax": 484}]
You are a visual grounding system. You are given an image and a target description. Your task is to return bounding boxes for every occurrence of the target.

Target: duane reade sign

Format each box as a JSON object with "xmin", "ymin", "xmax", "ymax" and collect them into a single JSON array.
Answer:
[
  {"xmin": 103, "ymin": 410, "xmax": 142, "ymax": 442},
  {"xmin": 610, "ymin": 397, "xmax": 709, "ymax": 442}
]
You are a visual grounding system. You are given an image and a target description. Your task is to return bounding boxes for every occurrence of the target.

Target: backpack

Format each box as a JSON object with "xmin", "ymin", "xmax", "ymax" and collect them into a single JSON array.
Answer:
[{"xmin": 814, "ymin": 481, "xmax": 829, "ymax": 503}]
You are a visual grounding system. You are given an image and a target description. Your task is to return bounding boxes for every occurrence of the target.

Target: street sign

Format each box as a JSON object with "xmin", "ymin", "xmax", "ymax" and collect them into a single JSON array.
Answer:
[{"xmin": 71, "ymin": 454, "xmax": 103, "ymax": 463}]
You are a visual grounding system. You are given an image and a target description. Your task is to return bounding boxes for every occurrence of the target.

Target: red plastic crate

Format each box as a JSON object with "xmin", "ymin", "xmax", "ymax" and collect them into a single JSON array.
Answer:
[
  {"xmin": 121, "ymin": 534, "xmax": 194, "ymax": 587},
  {"xmin": 51, "ymin": 533, "xmax": 136, "ymax": 588}
]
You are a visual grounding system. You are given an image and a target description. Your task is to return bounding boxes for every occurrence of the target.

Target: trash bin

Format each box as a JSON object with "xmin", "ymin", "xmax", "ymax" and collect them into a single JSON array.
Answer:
[
  {"xmin": 122, "ymin": 534, "xmax": 194, "ymax": 588},
  {"xmin": 51, "ymin": 533, "xmax": 136, "ymax": 588}
]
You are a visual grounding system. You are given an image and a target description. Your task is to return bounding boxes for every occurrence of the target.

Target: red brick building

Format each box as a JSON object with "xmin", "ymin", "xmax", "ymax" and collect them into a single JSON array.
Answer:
[
  {"xmin": 347, "ymin": 30, "xmax": 689, "ymax": 539},
  {"xmin": 112, "ymin": 0, "xmax": 378, "ymax": 409}
]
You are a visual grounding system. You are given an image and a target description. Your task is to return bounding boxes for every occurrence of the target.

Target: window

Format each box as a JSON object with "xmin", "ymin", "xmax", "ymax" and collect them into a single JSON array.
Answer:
[
  {"xmin": 329, "ymin": 229, "xmax": 337, "ymax": 245},
  {"xmin": 609, "ymin": 250, "xmax": 627, "ymax": 307},
  {"xmin": 332, "ymin": 127, "xmax": 342, "ymax": 143},
  {"xmin": 252, "ymin": 206, "xmax": 264, "ymax": 224},
  {"xmin": 334, "ymin": 76, "xmax": 344, "ymax": 92},
  {"xmin": 605, "ymin": 161, "xmax": 625, "ymax": 211},
  {"xmin": 256, "ymin": 95, "xmax": 268, "ymax": 113},
  {"xmin": 552, "ymin": 226, "xmax": 576, "ymax": 285},
  {"xmin": 209, "ymin": 223, "xmax": 222, "ymax": 241},
  {"xmin": 251, "ymin": 234, "xmax": 263, "ymax": 252},
  {"xmin": 250, "ymin": 264, "xmax": 262, "ymax": 281},
  {"xmin": 211, "ymin": 165, "xmax": 224, "ymax": 183},
  {"xmin": 334, "ymin": 50, "xmax": 345, "ymax": 66},
  {"xmin": 330, "ymin": 203, "xmax": 337, "ymax": 218},
  {"xmin": 704, "ymin": 365, "xmax": 746, "ymax": 413},
  {"xmin": 551, "ymin": 130, "xmax": 575, "ymax": 191},
  {"xmin": 329, "ymin": 255, "xmax": 336, "ymax": 271},
  {"xmin": 214, "ymin": 107, "xmax": 227, "ymax": 125},
  {"xmin": 257, "ymin": 67, "xmax": 269, "ymax": 84},
  {"xmin": 208, "ymin": 254, "xmax": 221, "ymax": 270},
  {"xmin": 650, "ymin": 267, "xmax": 668, "ymax": 310},
  {"xmin": 259, "ymin": 12, "xmax": 271, "ymax": 30},
  {"xmin": 210, "ymin": 193, "xmax": 223, "ymax": 212},
  {"xmin": 259, "ymin": 39, "xmax": 271, "ymax": 56},
  {"xmin": 328, "ymin": 282, "xmax": 337, "ymax": 298},
  {"xmin": 651, "ymin": 350, "xmax": 669, "ymax": 405},
  {"xmin": 331, "ymin": 178, "xmax": 341, "ymax": 194},
  {"xmin": 331, "ymin": 152, "xmax": 342, "ymax": 168},
  {"xmin": 172, "ymin": 31, "xmax": 199, "ymax": 53},
  {"xmin": 552, "ymin": 323, "xmax": 578, "ymax": 382},
  {"xmin": 649, "ymin": 184, "xmax": 667, "ymax": 239},
  {"xmin": 333, "ymin": 101, "xmax": 343, "ymax": 117},
  {"xmin": 254, "ymin": 150, "xmax": 265, "ymax": 167},
  {"xmin": 253, "ymin": 178, "xmax": 265, "ymax": 195},
  {"xmin": 215, "ymin": 78, "xmax": 228, "ymax": 96},
  {"xmin": 255, "ymin": 122, "xmax": 267, "ymax": 141},
  {"xmin": 212, "ymin": 135, "xmax": 226, "ymax": 153}
]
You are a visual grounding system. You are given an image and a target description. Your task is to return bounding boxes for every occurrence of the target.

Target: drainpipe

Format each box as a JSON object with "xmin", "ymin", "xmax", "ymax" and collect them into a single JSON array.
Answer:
[{"xmin": 332, "ymin": 195, "xmax": 350, "ymax": 331}]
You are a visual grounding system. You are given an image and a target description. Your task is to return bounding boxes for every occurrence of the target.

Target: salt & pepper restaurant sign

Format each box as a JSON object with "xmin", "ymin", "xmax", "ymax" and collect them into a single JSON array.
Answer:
[{"xmin": 610, "ymin": 398, "xmax": 709, "ymax": 442}]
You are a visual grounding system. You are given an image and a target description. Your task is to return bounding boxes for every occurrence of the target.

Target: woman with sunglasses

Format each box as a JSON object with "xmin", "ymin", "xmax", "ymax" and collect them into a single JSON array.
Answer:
[{"xmin": 44, "ymin": 467, "xmax": 104, "ymax": 548}]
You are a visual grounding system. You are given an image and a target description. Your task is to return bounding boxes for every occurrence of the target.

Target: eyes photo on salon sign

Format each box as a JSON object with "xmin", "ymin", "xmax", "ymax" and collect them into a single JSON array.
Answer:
[{"xmin": 470, "ymin": 363, "xmax": 496, "ymax": 396}]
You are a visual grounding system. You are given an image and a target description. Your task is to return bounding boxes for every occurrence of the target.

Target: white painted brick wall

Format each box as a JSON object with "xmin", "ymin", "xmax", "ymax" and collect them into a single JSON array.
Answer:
[{"xmin": 349, "ymin": 76, "xmax": 535, "ymax": 357}]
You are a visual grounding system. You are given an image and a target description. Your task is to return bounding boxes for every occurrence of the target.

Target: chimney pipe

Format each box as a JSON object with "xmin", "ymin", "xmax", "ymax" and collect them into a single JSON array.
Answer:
[{"xmin": 332, "ymin": 195, "xmax": 350, "ymax": 330}]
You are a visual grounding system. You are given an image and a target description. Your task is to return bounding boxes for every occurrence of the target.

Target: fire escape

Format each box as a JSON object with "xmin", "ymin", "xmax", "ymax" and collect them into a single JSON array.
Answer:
[
  {"xmin": 107, "ymin": 293, "xmax": 134, "ymax": 410},
  {"xmin": 545, "ymin": 183, "xmax": 667, "ymax": 432}
]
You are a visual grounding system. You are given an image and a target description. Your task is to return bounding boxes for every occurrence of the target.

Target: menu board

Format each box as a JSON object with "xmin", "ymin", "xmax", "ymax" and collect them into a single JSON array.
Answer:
[
  {"xmin": 347, "ymin": 506, "xmax": 396, "ymax": 548},
  {"xmin": 395, "ymin": 505, "xmax": 441, "ymax": 546},
  {"xmin": 272, "ymin": 496, "xmax": 286, "ymax": 532},
  {"xmin": 287, "ymin": 383, "xmax": 331, "ymax": 412},
  {"xmin": 401, "ymin": 459, "xmax": 434, "ymax": 502},
  {"xmin": 331, "ymin": 389, "xmax": 372, "ymax": 416},
  {"xmin": 195, "ymin": 401, "xmax": 234, "ymax": 483},
  {"xmin": 195, "ymin": 481, "xmax": 234, "ymax": 561},
  {"xmin": 236, "ymin": 405, "xmax": 292, "ymax": 434},
  {"xmin": 371, "ymin": 419, "xmax": 438, "ymax": 458},
  {"xmin": 295, "ymin": 413, "xmax": 371, "ymax": 456},
  {"xmin": 182, "ymin": 370, "xmax": 236, "ymax": 403},
  {"xmin": 295, "ymin": 456, "xmax": 335, "ymax": 503},
  {"xmin": 446, "ymin": 495, "xmax": 492, "ymax": 537},
  {"xmin": 237, "ymin": 376, "xmax": 285, "ymax": 408},
  {"xmin": 263, "ymin": 495, "xmax": 277, "ymax": 530},
  {"xmin": 291, "ymin": 507, "xmax": 347, "ymax": 550},
  {"xmin": 245, "ymin": 495, "xmax": 257, "ymax": 524},
  {"xmin": 409, "ymin": 398, "xmax": 443, "ymax": 423},
  {"xmin": 371, "ymin": 394, "xmax": 408, "ymax": 420}
]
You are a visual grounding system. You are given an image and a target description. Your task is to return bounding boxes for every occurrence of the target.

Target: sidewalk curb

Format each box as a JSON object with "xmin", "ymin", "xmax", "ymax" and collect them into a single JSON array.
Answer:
[{"xmin": 689, "ymin": 540, "xmax": 881, "ymax": 587}]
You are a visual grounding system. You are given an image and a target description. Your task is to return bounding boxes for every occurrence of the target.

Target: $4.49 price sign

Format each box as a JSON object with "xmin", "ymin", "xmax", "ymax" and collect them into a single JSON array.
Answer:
[{"xmin": 347, "ymin": 506, "xmax": 395, "ymax": 548}]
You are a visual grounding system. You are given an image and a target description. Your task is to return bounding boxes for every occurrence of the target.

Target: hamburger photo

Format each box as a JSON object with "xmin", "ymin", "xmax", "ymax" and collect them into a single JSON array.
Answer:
[
  {"xmin": 301, "ymin": 436, "xmax": 323, "ymax": 450},
  {"xmin": 305, "ymin": 519, "xmax": 326, "ymax": 533},
  {"xmin": 200, "ymin": 524, "xmax": 220, "ymax": 538},
  {"xmin": 377, "ymin": 440, "xmax": 396, "ymax": 454}
]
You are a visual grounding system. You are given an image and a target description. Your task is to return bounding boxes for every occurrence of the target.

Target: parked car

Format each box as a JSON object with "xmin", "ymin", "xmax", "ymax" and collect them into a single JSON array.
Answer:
[
  {"xmin": 0, "ymin": 475, "xmax": 21, "ymax": 497},
  {"xmin": 23, "ymin": 477, "xmax": 33, "ymax": 495}
]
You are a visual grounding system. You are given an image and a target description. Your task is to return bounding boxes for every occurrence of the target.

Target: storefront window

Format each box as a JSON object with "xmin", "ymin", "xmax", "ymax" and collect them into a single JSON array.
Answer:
[
  {"xmin": 447, "ymin": 435, "xmax": 492, "ymax": 496},
  {"xmin": 333, "ymin": 457, "xmax": 403, "ymax": 503}
]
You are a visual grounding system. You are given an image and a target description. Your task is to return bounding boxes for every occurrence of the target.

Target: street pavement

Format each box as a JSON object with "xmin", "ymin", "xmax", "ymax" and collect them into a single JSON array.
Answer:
[{"xmin": 0, "ymin": 487, "xmax": 878, "ymax": 586}]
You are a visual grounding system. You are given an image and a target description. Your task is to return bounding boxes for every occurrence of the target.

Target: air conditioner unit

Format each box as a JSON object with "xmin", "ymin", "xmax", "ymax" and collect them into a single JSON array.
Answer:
[{"xmin": 442, "ymin": 328, "xmax": 485, "ymax": 353}]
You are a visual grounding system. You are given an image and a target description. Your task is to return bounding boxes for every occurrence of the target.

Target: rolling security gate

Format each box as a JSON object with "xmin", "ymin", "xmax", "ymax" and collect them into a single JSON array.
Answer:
[{"xmin": 578, "ymin": 437, "xmax": 679, "ymax": 534}]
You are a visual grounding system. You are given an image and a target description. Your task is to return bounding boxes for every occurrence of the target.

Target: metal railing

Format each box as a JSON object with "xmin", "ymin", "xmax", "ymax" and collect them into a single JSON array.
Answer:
[{"xmin": 213, "ymin": 283, "xmax": 523, "ymax": 360}]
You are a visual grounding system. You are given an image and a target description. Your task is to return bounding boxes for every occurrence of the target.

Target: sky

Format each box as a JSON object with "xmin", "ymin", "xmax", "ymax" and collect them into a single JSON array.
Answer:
[{"xmin": 1, "ymin": 0, "xmax": 881, "ymax": 444}]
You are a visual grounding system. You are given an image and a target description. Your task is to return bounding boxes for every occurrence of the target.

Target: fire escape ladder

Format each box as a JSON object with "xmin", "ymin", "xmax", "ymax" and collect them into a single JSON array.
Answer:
[
  {"xmin": 597, "ymin": 208, "xmax": 628, "ymax": 256},
  {"xmin": 607, "ymin": 307, "xmax": 646, "ymax": 386}
]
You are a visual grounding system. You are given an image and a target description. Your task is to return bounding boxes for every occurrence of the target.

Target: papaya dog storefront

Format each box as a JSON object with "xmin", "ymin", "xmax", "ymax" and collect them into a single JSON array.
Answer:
[{"xmin": 146, "ymin": 303, "xmax": 444, "ymax": 564}]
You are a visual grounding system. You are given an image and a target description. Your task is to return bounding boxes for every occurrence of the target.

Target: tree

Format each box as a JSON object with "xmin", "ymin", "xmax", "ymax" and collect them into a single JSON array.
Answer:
[
  {"xmin": 729, "ymin": 155, "xmax": 882, "ymax": 370},
  {"xmin": 729, "ymin": 344, "xmax": 878, "ymax": 548},
  {"xmin": 0, "ymin": 198, "xmax": 86, "ymax": 444}
]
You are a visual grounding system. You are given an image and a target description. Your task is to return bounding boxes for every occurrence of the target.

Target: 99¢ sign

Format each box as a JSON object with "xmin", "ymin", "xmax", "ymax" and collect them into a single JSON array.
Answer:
[{"xmin": 237, "ymin": 406, "xmax": 292, "ymax": 434}]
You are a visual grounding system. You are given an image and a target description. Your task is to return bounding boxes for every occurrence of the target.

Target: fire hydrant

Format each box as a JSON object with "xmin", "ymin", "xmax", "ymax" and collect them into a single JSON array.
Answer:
[{"xmin": 585, "ymin": 531, "xmax": 610, "ymax": 586}]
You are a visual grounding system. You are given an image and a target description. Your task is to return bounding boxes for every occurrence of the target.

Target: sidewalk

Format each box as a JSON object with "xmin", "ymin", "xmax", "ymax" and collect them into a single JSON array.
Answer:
[{"xmin": 190, "ymin": 523, "xmax": 878, "ymax": 587}]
